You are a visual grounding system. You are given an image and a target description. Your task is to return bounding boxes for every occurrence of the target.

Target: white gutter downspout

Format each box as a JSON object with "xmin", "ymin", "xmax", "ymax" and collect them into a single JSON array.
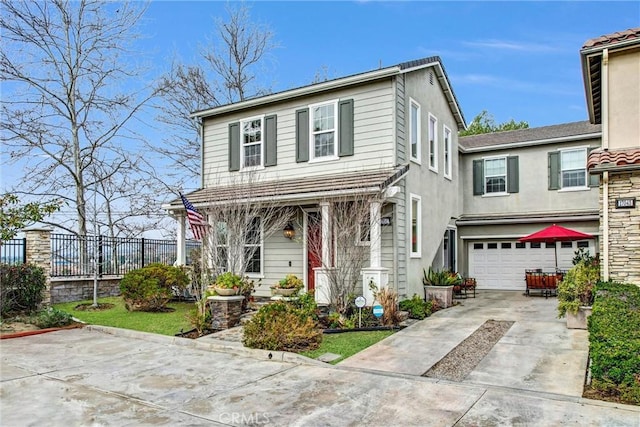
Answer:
[{"xmin": 602, "ymin": 48, "xmax": 610, "ymax": 281}]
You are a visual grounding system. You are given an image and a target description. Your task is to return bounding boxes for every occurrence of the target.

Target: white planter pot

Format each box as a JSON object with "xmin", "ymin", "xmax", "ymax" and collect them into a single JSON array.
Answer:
[
  {"xmin": 566, "ymin": 306, "xmax": 592, "ymax": 329},
  {"xmin": 424, "ymin": 285, "xmax": 454, "ymax": 308}
]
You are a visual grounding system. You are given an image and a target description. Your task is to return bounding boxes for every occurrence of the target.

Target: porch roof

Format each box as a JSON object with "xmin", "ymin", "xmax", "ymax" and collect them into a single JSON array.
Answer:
[{"xmin": 165, "ymin": 164, "xmax": 409, "ymax": 211}]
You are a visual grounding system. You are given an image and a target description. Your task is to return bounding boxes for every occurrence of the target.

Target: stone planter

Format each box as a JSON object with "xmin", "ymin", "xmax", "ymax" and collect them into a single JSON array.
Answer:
[
  {"xmin": 566, "ymin": 306, "xmax": 592, "ymax": 329},
  {"xmin": 424, "ymin": 285, "xmax": 454, "ymax": 308},
  {"xmin": 272, "ymin": 287, "xmax": 298, "ymax": 297},
  {"xmin": 212, "ymin": 287, "xmax": 239, "ymax": 296}
]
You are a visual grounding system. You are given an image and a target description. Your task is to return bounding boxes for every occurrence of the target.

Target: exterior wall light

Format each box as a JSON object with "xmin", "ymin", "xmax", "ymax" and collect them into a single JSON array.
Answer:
[{"xmin": 283, "ymin": 223, "xmax": 295, "ymax": 240}]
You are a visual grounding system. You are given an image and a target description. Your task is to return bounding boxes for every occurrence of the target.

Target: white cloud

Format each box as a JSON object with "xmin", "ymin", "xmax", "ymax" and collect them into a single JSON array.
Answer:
[
  {"xmin": 450, "ymin": 73, "xmax": 581, "ymax": 96},
  {"xmin": 462, "ymin": 39, "xmax": 565, "ymax": 53}
]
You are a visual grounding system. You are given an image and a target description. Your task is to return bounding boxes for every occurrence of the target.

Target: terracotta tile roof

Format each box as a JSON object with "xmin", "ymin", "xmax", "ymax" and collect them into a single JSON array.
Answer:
[
  {"xmin": 459, "ymin": 121, "xmax": 601, "ymax": 151},
  {"xmin": 587, "ymin": 148, "xmax": 640, "ymax": 170},
  {"xmin": 582, "ymin": 28, "xmax": 640, "ymax": 50},
  {"xmin": 166, "ymin": 165, "xmax": 410, "ymax": 210}
]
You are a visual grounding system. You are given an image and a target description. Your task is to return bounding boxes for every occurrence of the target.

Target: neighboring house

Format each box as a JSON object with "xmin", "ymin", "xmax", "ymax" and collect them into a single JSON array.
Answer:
[
  {"xmin": 458, "ymin": 122, "xmax": 601, "ymax": 290},
  {"xmin": 166, "ymin": 57, "xmax": 466, "ymax": 302},
  {"xmin": 583, "ymin": 28, "xmax": 640, "ymax": 285}
]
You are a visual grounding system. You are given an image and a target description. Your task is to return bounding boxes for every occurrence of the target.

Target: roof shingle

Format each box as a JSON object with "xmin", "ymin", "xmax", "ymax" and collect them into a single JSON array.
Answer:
[{"xmin": 459, "ymin": 121, "xmax": 601, "ymax": 151}]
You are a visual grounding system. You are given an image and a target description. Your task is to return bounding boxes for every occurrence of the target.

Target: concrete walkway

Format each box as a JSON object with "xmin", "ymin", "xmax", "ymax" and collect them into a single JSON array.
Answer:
[
  {"xmin": 340, "ymin": 291, "xmax": 590, "ymax": 397},
  {"xmin": 1, "ymin": 292, "xmax": 639, "ymax": 426}
]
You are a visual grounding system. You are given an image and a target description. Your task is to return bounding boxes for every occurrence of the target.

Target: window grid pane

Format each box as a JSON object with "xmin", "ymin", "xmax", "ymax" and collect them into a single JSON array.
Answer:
[{"xmin": 312, "ymin": 103, "xmax": 336, "ymax": 158}]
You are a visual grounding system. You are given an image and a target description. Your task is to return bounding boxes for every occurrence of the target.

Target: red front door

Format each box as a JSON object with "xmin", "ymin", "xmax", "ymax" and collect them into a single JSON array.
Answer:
[{"xmin": 307, "ymin": 213, "xmax": 321, "ymax": 292}]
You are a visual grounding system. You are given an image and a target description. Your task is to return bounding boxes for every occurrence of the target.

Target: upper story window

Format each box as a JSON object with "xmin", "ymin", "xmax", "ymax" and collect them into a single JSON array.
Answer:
[
  {"xmin": 473, "ymin": 156, "xmax": 519, "ymax": 196},
  {"xmin": 428, "ymin": 114, "xmax": 438, "ymax": 172},
  {"xmin": 561, "ymin": 148, "xmax": 587, "ymax": 188},
  {"xmin": 548, "ymin": 147, "xmax": 597, "ymax": 191},
  {"xmin": 241, "ymin": 116, "xmax": 264, "ymax": 168},
  {"xmin": 310, "ymin": 100, "xmax": 338, "ymax": 160},
  {"xmin": 410, "ymin": 99, "xmax": 421, "ymax": 163},
  {"xmin": 484, "ymin": 157, "xmax": 506, "ymax": 193},
  {"xmin": 410, "ymin": 194, "xmax": 421, "ymax": 257},
  {"xmin": 443, "ymin": 125, "xmax": 452, "ymax": 179}
]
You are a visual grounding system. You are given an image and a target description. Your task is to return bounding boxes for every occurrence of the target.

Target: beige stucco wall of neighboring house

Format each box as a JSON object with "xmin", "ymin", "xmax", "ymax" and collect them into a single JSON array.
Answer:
[
  {"xmin": 601, "ymin": 171, "xmax": 640, "ymax": 285},
  {"xmin": 201, "ymin": 79, "xmax": 397, "ymax": 187},
  {"xmin": 461, "ymin": 138, "xmax": 601, "ymax": 217},
  {"xmin": 608, "ymin": 48, "xmax": 640, "ymax": 149},
  {"xmin": 402, "ymin": 69, "xmax": 461, "ymax": 297}
]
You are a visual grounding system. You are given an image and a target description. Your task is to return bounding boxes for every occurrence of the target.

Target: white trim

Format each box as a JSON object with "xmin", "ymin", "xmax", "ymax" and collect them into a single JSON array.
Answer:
[
  {"xmin": 428, "ymin": 113, "xmax": 438, "ymax": 172},
  {"xmin": 443, "ymin": 125, "xmax": 452, "ymax": 180},
  {"xmin": 409, "ymin": 193, "xmax": 421, "ymax": 258},
  {"xmin": 239, "ymin": 114, "xmax": 265, "ymax": 170},
  {"xmin": 558, "ymin": 146, "xmax": 588, "ymax": 190},
  {"xmin": 244, "ymin": 216, "xmax": 263, "ymax": 276},
  {"xmin": 409, "ymin": 98, "xmax": 421, "ymax": 164},
  {"xmin": 309, "ymin": 99, "xmax": 339, "ymax": 161},
  {"xmin": 483, "ymin": 155, "xmax": 507, "ymax": 194},
  {"xmin": 192, "ymin": 68, "xmax": 398, "ymax": 119}
]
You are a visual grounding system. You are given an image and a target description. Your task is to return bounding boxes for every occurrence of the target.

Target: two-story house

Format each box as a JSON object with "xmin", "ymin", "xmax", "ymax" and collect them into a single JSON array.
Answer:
[
  {"xmin": 166, "ymin": 57, "xmax": 466, "ymax": 302},
  {"xmin": 457, "ymin": 122, "xmax": 601, "ymax": 291},
  {"xmin": 583, "ymin": 28, "xmax": 640, "ymax": 285}
]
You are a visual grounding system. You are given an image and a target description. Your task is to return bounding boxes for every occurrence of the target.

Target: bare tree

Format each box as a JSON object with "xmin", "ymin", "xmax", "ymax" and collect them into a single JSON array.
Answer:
[
  {"xmin": 308, "ymin": 192, "xmax": 384, "ymax": 315},
  {"xmin": 0, "ymin": 0, "xmax": 157, "ymax": 237},
  {"xmin": 153, "ymin": 3, "xmax": 277, "ymax": 192},
  {"xmin": 200, "ymin": 172, "xmax": 294, "ymax": 280},
  {"xmin": 203, "ymin": 3, "xmax": 276, "ymax": 104}
]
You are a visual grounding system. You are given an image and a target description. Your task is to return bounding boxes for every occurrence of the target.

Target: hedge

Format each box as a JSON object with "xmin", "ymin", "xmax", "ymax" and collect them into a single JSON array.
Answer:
[{"xmin": 588, "ymin": 281, "xmax": 640, "ymax": 405}]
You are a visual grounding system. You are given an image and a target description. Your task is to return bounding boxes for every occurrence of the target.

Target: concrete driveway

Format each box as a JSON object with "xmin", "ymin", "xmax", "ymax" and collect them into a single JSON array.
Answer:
[{"xmin": 1, "ymin": 292, "xmax": 639, "ymax": 426}]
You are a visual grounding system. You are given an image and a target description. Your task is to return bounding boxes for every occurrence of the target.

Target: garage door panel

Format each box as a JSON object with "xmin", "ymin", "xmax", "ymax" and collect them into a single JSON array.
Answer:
[{"xmin": 467, "ymin": 240, "xmax": 596, "ymax": 291}]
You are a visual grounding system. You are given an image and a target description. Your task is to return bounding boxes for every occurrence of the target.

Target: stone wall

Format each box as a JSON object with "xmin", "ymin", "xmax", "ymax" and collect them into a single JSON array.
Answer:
[
  {"xmin": 50, "ymin": 277, "xmax": 121, "ymax": 304},
  {"xmin": 605, "ymin": 171, "xmax": 640, "ymax": 285}
]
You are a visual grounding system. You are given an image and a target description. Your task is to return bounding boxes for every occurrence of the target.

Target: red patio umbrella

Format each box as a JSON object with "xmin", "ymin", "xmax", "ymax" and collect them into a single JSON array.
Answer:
[{"xmin": 518, "ymin": 224, "xmax": 594, "ymax": 269}]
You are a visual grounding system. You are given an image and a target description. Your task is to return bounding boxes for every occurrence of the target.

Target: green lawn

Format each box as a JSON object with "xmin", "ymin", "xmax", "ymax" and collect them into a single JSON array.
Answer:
[
  {"xmin": 53, "ymin": 297, "xmax": 194, "ymax": 336},
  {"xmin": 301, "ymin": 330, "xmax": 395, "ymax": 364}
]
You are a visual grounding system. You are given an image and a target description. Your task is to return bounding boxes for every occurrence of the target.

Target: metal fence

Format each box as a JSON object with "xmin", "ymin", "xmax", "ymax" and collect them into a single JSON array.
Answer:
[
  {"xmin": 0, "ymin": 238, "xmax": 27, "ymax": 265},
  {"xmin": 50, "ymin": 234, "xmax": 201, "ymax": 277}
]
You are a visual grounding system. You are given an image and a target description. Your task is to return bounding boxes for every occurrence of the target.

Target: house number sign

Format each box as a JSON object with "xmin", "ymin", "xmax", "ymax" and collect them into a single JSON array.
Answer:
[{"xmin": 615, "ymin": 198, "xmax": 636, "ymax": 209}]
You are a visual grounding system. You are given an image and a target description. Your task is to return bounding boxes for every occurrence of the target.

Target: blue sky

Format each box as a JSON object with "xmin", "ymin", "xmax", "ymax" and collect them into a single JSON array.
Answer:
[{"xmin": 144, "ymin": 1, "xmax": 639, "ymax": 127}]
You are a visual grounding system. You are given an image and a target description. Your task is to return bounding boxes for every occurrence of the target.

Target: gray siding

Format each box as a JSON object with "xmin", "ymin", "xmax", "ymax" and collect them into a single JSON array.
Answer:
[
  {"xmin": 202, "ymin": 80, "xmax": 396, "ymax": 186},
  {"xmin": 460, "ymin": 138, "xmax": 601, "ymax": 217},
  {"xmin": 255, "ymin": 227, "xmax": 304, "ymax": 297},
  {"xmin": 402, "ymin": 68, "xmax": 462, "ymax": 297}
]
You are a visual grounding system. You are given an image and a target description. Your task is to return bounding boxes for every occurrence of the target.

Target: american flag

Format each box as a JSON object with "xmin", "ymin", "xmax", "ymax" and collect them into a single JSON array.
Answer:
[{"xmin": 180, "ymin": 193, "xmax": 208, "ymax": 240}]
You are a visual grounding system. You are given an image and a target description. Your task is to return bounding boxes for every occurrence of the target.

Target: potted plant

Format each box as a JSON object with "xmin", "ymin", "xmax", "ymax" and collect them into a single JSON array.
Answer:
[
  {"xmin": 271, "ymin": 274, "xmax": 303, "ymax": 297},
  {"xmin": 210, "ymin": 272, "xmax": 242, "ymax": 296},
  {"xmin": 423, "ymin": 267, "xmax": 457, "ymax": 308},
  {"xmin": 557, "ymin": 260, "xmax": 599, "ymax": 329}
]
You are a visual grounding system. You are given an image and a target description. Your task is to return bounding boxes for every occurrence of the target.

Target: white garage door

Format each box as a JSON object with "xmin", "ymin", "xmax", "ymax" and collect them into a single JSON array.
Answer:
[{"xmin": 468, "ymin": 240, "xmax": 596, "ymax": 290}]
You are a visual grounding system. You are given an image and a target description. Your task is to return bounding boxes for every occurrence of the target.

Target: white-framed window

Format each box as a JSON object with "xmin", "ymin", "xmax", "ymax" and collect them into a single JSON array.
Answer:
[
  {"xmin": 244, "ymin": 217, "xmax": 263, "ymax": 275},
  {"xmin": 561, "ymin": 148, "xmax": 587, "ymax": 188},
  {"xmin": 214, "ymin": 218, "xmax": 263, "ymax": 276},
  {"xmin": 484, "ymin": 156, "xmax": 507, "ymax": 194},
  {"xmin": 410, "ymin": 194, "xmax": 421, "ymax": 257},
  {"xmin": 409, "ymin": 98, "xmax": 421, "ymax": 163},
  {"xmin": 240, "ymin": 116, "xmax": 264, "ymax": 169},
  {"xmin": 309, "ymin": 100, "xmax": 338, "ymax": 161},
  {"xmin": 443, "ymin": 125, "xmax": 452, "ymax": 179},
  {"xmin": 356, "ymin": 213, "xmax": 371, "ymax": 246},
  {"xmin": 428, "ymin": 114, "xmax": 438, "ymax": 172}
]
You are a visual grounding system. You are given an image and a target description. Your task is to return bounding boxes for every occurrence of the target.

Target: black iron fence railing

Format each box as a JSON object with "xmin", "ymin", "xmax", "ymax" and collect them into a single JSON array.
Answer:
[
  {"xmin": 50, "ymin": 234, "xmax": 201, "ymax": 277},
  {"xmin": 0, "ymin": 238, "xmax": 27, "ymax": 265}
]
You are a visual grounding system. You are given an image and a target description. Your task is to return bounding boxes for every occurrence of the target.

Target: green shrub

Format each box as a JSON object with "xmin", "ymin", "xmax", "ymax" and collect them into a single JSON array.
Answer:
[
  {"xmin": 120, "ymin": 263, "xmax": 189, "ymax": 312},
  {"xmin": 243, "ymin": 293, "xmax": 322, "ymax": 352},
  {"xmin": 399, "ymin": 294, "xmax": 433, "ymax": 320},
  {"xmin": 557, "ymin": 260, "xmax": 600, "ymax": 317},
  {"xmin": 0, "ymin": 263, "xmax": 46, "ymax": 317},
  {"xmin": 588, "ymin": 281, "xmax": 640, "ymax": 405},
  {"xmin": 32, "ymin": 307, "xmax": 74, "ymax": 328},
  {"xmin": 213, "ymin": 272, "xmax": 243, "ymax": 289}
]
